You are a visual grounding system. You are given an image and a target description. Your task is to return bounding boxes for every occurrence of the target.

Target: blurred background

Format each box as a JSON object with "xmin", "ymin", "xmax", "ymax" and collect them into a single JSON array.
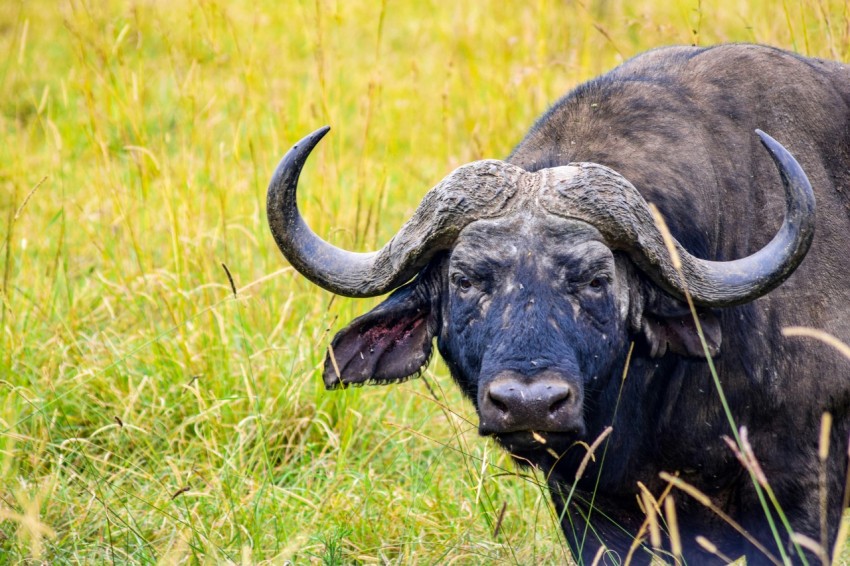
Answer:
[{"xmin": 0, "ymin": 0, "xmax": 848, "ymax": 563}]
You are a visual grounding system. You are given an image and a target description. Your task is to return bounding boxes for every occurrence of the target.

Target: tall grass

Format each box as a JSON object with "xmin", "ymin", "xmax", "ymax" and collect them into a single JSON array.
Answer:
[{"xmin": 1, "ymin": 0, "xmax": 849, "ymax": 563}]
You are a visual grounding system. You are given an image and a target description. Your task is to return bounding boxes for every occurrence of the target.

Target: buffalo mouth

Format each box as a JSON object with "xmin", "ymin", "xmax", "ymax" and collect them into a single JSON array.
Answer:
[{"xmin": 489, "ymin": 429, "xmax": 585, "ymax": 462}]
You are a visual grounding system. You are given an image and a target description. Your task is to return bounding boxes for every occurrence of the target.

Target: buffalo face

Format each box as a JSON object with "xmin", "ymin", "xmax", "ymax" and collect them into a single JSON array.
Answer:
[
  {"xmin": 318, "ymin": 212, "xmax": 720, "ymax": 466},
  {"xmin": 440, "ymin": 215, "xmax": 629, "ymax": 460}
]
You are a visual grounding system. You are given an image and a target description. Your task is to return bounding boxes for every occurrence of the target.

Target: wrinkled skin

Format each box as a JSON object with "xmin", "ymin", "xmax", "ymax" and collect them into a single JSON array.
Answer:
[{"xmin": 310, "ymin": 45, "xmax": 850, "ymax": 564}]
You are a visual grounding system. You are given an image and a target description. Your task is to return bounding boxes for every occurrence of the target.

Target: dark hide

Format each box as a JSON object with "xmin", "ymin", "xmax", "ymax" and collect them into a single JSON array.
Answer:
[{"xmin": 324, "ymin": 45, "xmax": 850, "ymax": 564}]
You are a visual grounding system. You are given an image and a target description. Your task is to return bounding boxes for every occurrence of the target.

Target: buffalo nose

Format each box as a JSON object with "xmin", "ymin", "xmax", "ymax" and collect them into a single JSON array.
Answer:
[
  {"xmin": 488, "ymin": 379, "xmax": 571, "ymax": 414},
  {"xmin": 479, "ymin": 372, "xmax": 581, "ymax": 435}
]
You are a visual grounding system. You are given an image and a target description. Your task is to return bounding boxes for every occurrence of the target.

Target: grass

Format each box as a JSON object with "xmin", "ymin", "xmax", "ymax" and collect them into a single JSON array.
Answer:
[{"xmin": 1, "ymin": 0, "xmax": 849, "ymax": 563}]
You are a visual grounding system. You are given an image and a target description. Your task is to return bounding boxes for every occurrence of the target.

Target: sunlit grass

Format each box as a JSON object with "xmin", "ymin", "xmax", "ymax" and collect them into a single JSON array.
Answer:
[{"xmin": 1, "ymin": 0, "xmax": 849, "ymax": 563}]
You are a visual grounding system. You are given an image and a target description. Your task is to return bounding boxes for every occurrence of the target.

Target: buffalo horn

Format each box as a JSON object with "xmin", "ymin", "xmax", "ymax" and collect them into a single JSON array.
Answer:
[
  {"xmin": 539, "ymin": 130, "xmax": 815, "ymax": 307},
  {"xmin": 266, "ymin": 127, "xmax": 527, "ymax": 297}
]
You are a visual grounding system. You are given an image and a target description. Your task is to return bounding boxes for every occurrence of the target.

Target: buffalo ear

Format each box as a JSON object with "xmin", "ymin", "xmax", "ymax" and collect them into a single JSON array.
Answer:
[
  {"xmin": 640, "ymin": 310, "xmax": 722, "ymax": 358},
  {"xmin": 627, "ymin": 268, "xmax": 722, "ymax": 359},
  {"xmin": 322, "ymin": 280, "xmax": 438, "ymax": 390}
]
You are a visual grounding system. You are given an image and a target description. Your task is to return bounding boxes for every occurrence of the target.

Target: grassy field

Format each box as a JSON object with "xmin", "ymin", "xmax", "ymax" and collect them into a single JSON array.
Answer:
[{"xmin": 1, "ymin": 0, "xmax": 849, "ymax": 563}]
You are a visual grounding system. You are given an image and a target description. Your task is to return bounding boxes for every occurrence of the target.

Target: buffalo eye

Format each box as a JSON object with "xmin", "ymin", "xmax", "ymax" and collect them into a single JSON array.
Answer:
[
  {"xmin": 585, "ymin": 275, "xmax": 609, "ymax": 292},
  {"xmin": 450, "ymin": 271, "xmax": 477, "ymax": 293}
]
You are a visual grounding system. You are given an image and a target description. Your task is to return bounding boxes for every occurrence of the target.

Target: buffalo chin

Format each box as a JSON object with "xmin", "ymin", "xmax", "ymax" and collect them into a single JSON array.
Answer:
[{"xmin": 489, "ymin": 429, "xmax": 585, "ymax": 467}]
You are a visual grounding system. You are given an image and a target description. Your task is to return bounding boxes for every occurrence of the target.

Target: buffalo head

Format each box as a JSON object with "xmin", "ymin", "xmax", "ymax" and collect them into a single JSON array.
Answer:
[{"xmin": 267, "ymin": 126, "xmax": 814, "ymax": 463}]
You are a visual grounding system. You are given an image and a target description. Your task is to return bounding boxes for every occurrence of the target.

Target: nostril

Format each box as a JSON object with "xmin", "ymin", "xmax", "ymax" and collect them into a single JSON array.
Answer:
[
  {"xmin": 490, "ymin": 394, "xmax": 509, "ymax": 413},
  {"xmin": 548, "ymin": 390, "xmax": 571, "ymax": 414},
  {"xmin": 547, "ymin": 386, "xmax": 572, "ymax": 415},
  {"xmin": 487, "ymin": 386, "xmax": 513, "ymax": 413}
]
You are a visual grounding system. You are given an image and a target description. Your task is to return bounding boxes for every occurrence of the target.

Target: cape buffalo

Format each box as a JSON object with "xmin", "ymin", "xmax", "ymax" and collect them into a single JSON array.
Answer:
[{"xmin": 267, "ymin": 44, "xmax": 850, "ymax": 564}]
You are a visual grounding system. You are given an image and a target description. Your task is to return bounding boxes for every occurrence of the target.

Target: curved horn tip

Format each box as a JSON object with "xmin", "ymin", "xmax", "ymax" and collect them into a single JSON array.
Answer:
[
  {"xmin": 285, "ymin": 125, "xmax": 331, "ymax": 164},
  {"xmin": 306, "ymin": 125, "xmax": 331, "ymax": 144},
  {"xmin": 269, "ymin": 126, "xmax": 331, "ymax": 190},
  {"xmin": 754, "ymin": 129, "xmax": 813, "ymax": 195},
  {"xmin": 755, "ymin": 129, "xmax": 785, "ymax": 157}
]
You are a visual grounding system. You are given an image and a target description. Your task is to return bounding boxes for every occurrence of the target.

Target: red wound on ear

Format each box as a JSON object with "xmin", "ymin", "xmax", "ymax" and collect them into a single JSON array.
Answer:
[{"xmin": 322, "ymin": 285, "xmax": 436, "ymax": 389}]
